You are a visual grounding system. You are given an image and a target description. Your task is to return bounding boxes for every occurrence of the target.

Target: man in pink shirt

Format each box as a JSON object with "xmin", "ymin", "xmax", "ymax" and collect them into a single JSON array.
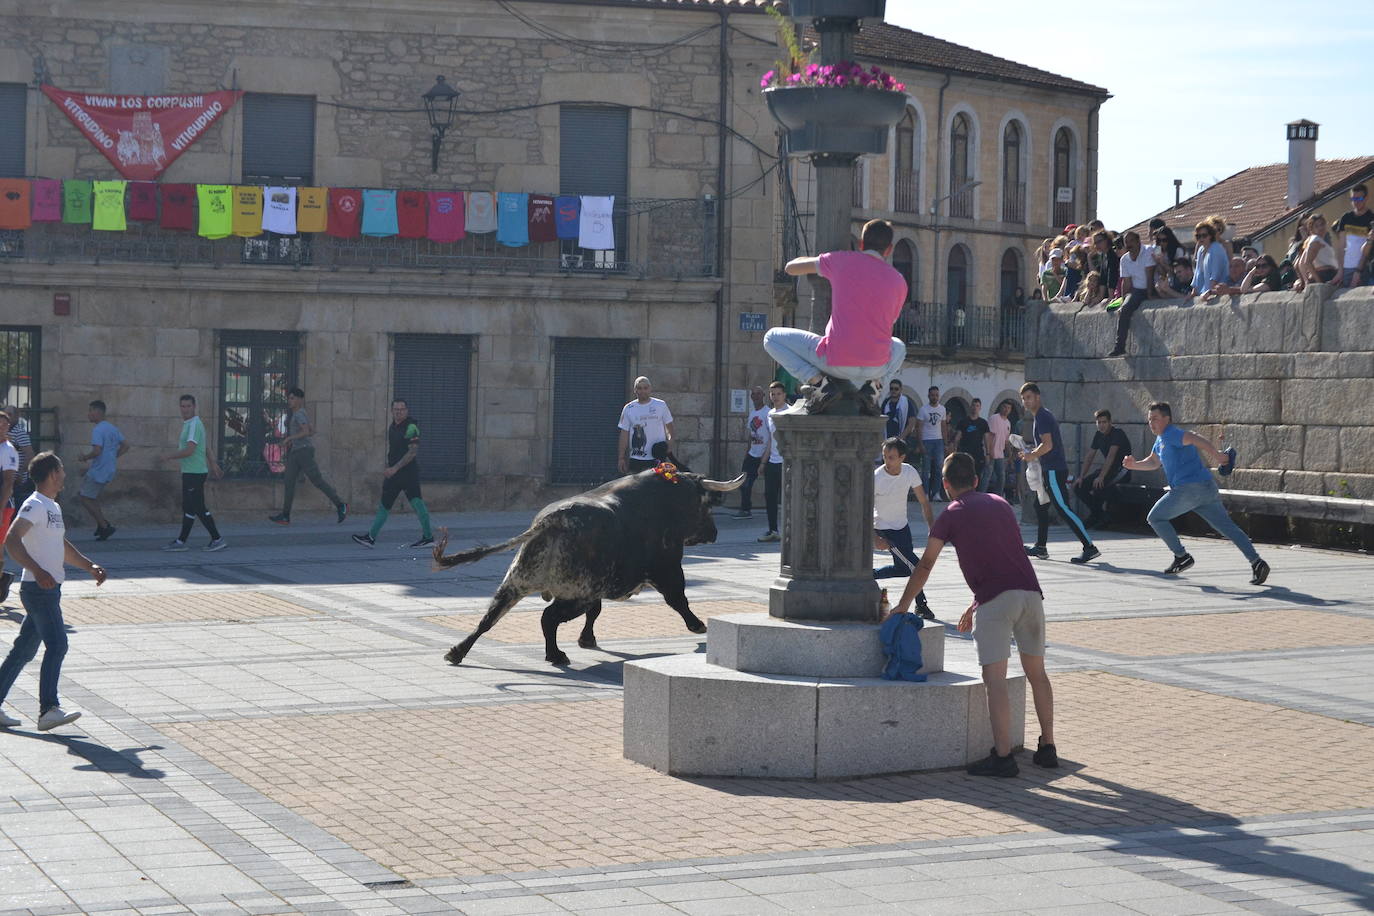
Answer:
[
  {"xmin": 982, "ymin": 399, "xmax": 1013, "ymax": 496},
  {"xmin": 764, "ymin": 220, "xmax": 908, "ymax": 414}
]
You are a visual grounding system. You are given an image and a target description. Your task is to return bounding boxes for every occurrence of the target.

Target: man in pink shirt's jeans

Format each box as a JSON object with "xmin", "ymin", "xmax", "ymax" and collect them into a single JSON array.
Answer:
[{"xmin": 764, "ymin": 220, "xmax": 908, "ymax": 414}]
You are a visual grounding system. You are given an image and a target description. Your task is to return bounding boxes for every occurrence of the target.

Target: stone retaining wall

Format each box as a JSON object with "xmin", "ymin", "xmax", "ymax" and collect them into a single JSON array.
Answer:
[{"xmin": 1024, "ymin": 285, "xmax": 1374, "ymax": 500}]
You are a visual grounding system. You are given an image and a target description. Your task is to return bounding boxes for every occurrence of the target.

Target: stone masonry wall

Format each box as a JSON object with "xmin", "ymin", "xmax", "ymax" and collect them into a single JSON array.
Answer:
[{"xmin": 1024, "ymin": 285, "xmax": 1374, "ymax": 500}]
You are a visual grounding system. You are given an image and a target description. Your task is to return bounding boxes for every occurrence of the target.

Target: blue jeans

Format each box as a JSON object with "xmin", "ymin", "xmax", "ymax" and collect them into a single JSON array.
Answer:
[
  {"xmin": 0, "ymin": 582, "xmax": 68, "ymax": 712},
  {"xmin": 921, "ymin": 439, "xmax": 945, "ymax": 498},
  {"xmin": 874, "ymin": 525, "xmax": 927, "ymax": 606},
  {"xmin": 762, "ymin": 327, "xmax": 907, "ymax": 387},
  {"xmin": 1147, "ymin": 480, "xmax": 1258, "ymax": 563},
  {"xmin": 981, "ymin": 457, "xmax": 1006, "ymax": 495}
]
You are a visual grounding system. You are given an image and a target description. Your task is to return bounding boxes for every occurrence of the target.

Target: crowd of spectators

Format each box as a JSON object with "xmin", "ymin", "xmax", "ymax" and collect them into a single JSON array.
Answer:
[{"xmin": 1033, "ymin": 183, "xmax": 1374, "ymax": 311}]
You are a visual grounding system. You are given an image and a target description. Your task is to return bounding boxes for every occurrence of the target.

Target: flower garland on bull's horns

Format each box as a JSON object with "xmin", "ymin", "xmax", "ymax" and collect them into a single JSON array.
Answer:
[
  {"xmin": 760, "ymin": 62, "xmax": 906, "ymax": 92},
  {"xmin": 653, "ymin": 463, "xmax": 680, "ymax": 483}
]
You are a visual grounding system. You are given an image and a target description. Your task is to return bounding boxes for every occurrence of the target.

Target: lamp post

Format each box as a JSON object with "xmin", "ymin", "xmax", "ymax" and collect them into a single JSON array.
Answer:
[
  {"xmin": 421, "ymin": 75, "xmax": 460, "ymax": 173},
  {"xmin": 928, "ymin": 179, "xmax": 982, "ymax": 217}
]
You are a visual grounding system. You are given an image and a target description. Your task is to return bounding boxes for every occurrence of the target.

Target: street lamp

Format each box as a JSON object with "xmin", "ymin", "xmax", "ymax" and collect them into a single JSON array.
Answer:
[
  {"xmin": 928, "ymin": 180, "xmax": 982, "ymax": 216},
  {"xmin": 421, "ymin": 75, "xmax": 460, "ymax": 173}
]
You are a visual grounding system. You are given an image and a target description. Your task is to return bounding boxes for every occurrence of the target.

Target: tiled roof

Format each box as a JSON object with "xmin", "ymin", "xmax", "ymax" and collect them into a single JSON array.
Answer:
[
  {"xmin": 554, "ymin": 0, "xmax": 774, "ymax": 8},
  {"xmin": 843, "ymin": 21, "xmax": 1109, "ymax": 98},
  {"xmin": 1127, "ymin": 157, "xmax": 1374, "ymax": 241}
]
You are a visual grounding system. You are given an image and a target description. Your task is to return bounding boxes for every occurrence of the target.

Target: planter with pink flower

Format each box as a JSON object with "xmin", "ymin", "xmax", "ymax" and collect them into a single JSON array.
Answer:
[{"xmin": 762, "ymin": 62, "xmax": 907, "ymax": 156}]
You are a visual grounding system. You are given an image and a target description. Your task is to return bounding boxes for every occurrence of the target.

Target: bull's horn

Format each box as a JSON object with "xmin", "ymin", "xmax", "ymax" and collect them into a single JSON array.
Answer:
[{"xmin": 701, "ymin": 474, "xmax": 746, "ymax": 492}]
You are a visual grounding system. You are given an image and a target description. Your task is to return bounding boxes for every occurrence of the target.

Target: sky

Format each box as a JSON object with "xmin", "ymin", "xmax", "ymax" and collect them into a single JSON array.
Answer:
[{"xmin": 885, "ymin": 0, "xmax": 1374, "ymax": 229}]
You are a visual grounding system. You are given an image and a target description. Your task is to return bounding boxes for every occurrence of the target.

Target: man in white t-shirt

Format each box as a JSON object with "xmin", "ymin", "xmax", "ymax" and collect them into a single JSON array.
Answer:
[
  {"xmin": 873, "ymin": 437, "xmax": 936, "ymax": 619},
  {"xmin": 0, "ymin": 452, "xmax": 107, "ymax": 732},
  {"xmin": 733, "ymin": 386, "xmax": 769, "ymax": 519},
  {"xmin": 757, "ymin": 382, "xmax": 789, "ymax": 543},
  {"xmin": 617, "ymin": 377, "xmax": 675, "ymax": 474},
  {"xmin": 0, "ymin": 413, "xmax": 19, "ymax": 604},
  {"xmin": 915, "ymin": 386, "xmax": 948, "ymax": 500},
  {"xmin": 1109, "ymin": 230, "xmax": 1154, "ymax": 357}
]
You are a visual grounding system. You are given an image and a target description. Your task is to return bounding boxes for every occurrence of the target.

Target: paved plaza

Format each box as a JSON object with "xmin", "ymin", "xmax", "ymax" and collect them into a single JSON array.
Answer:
[{"xmin": 1, "ymin": 504, "xmax": 1373, "ymax": 915}]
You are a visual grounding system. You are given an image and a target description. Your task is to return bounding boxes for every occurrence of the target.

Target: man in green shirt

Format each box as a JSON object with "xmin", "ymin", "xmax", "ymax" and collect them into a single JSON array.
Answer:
[{"xmin": 160, "ymin": 394, "xmax": 226, "ymax": 551}]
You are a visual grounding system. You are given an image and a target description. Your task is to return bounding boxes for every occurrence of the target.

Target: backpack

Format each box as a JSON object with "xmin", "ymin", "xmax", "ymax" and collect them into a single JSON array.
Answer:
[{"xmin": 878, "ymin": 612, "xmax": 927, "ymax": 681}]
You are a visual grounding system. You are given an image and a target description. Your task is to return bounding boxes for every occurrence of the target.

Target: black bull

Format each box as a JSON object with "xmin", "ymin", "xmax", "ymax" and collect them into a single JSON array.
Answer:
[{"xmin": 433, "ymin": 468, "xmax": 745, "ymax": 666}]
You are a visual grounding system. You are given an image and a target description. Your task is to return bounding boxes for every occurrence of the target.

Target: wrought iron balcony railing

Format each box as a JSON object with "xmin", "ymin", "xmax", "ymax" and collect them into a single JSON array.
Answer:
[{"xmin": 893, "ymin": 302, "xmax": 1025, "ymax": 352}]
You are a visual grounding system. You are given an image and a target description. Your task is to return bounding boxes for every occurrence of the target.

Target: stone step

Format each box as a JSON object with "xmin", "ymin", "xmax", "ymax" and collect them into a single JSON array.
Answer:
[
  {"xmin": 706, "ymin": 612, "xmax": 945, "ymax": 677},
  {"xmin": 623, "ymin": 643, "xmax": 1024, "ymax": 779}
]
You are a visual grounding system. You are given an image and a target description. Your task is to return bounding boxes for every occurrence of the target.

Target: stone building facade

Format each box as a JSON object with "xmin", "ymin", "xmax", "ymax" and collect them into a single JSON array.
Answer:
[{"xmin": 0, "ymin": 0, "xmax": 782, "ymax": 523}]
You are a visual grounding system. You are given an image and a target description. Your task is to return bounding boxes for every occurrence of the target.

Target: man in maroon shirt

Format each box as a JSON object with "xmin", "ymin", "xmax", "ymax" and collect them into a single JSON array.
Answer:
[{"xmin": 892, "ymin": 452, "xmax": 1059, "ymax": 777}]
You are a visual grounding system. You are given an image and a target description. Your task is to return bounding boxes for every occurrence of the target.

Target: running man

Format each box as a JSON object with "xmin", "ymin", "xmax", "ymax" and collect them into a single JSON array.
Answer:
[
  {"xmin": 268, "ymin": 387, "xmax": 347, "ymax": 526},
  {"xmin": 161, "ymin": 395, "xmax": 226, "ymax": 552},
  {"xmin": 1123, "ymin": 402, "xmax": 1270, "ymax": 584},
  {"xmin": 78, "ymin": 400, "xmax": 129, "ymax": 540},
  {"xmin": 1019, "ymin": 383, "xmax": 1098, "ymax": 564},
  {"xmin": 892, "ymin": 452, "xmax": 1059, "ymax": 778},
  {"xmin": 0, "ymin": 452, "xmax": 106, "ymax": 732},
  {"xmin": 872, "ymin": 437, "xmax": 935, "ymax": 619},
  {"xmin": 734, "ymin": 386, "xmax": 769, "ymax": 519},
  {"xmin": 0, "ymin": 413, "xmax": 17, "ymax": 603},
  {"xmin": 352, "ymin": 398, "xmax": 434, "ymax": 548}
]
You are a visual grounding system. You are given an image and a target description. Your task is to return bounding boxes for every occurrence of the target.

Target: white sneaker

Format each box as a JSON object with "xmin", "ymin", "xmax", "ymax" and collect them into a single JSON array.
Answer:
[
  {"xmin": 0, "ymin": 711, "xmax": 20, "ymax": 728},
  {"xmin": 204, "ymin": 538, "xmax": 227, "ymax": 552},
  {"xmin": 36, "ymin": 707, "xmax": 81, "ymax": 731},
  {"xmin": 162, "ymin": 540, "xmax": 189, "ymax": 552}
]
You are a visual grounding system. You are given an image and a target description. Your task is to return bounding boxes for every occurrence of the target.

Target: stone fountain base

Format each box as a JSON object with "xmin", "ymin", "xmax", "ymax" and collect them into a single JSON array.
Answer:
[{"xmin": 623, "ymin": 614, "xmax": 1024, "ymax": 779}]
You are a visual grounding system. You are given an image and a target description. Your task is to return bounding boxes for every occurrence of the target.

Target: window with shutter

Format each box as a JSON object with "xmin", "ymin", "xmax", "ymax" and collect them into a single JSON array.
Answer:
[
  {"xmin": 242, "ymin": 93, "xmax": 316, "ymax": 183},
  {"xmin": 550, "ymin": 337, "xmax": 631, "ymax": 485},
  {"xmin": 391, "ymin": 334, "xmax": 474, "ymax": 482},
  {"xmin": 560, "ymin": 105, "xmax": 628, "ymax": 267},
  {"xmin": 0, "ymin": 83, "xmax": 26, "ymax": 178}
]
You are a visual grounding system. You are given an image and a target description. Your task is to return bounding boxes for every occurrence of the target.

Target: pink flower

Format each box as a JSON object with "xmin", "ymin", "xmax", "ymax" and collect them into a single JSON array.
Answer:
[{"xmin": 760, "ymin": 70, "xmax": 775, "ymax": 89}]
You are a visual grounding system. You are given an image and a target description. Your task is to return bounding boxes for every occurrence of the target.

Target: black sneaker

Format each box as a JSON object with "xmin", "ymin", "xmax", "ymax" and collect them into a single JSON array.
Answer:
[
  {"xmin": 336, "ymin": 502, "xmax": 348, "ymax": 524},
  {"xmin": 1164, "ymin": 553, "xmax": 1195, "ymax": 575},
  {"xmin": 1032, "ymin": 737, "xmax": 1059, "ymax": 768},
  {"xmin": 1069, "ymin": 545, "xmax": 1100, "ymax": 565},
  {"xmin": 95, "ymin": 525, "xmax": 116, "ymax": 541},
  {"xmin": 1250, "ymin": 557, "xmax": 1270, "ymax": 586},
  {"xmin": 1025, "ymin": 545, "xmax": 1048, "ymax": 559},
  {"xmin": 351, "ymin": 534, "xmax": 376, "ymax": 548},
  {"xmin": 410, "ymin": 536, "xmax": 436, "ymax": 548},
  {"xmin": 1106, "ymin": 348, "xmax": 1126, "ymax": 358},
  {"xmin": 967, "ymin": 751, "xmax": 1018, "ymax": 778},
  {"xmin": 916, "ymin": 601, "xmax": 936, "ymax": 621},
  {"xmin": 268, "ymin": 514, "xmax": 290, "ymax": 526},
  {"xmin": 0, "ymin": 571, "xmax": 11, "ymax": 603}
]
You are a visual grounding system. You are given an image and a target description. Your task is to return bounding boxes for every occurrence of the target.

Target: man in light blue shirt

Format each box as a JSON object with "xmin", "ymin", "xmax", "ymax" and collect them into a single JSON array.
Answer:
[
  {"xmin": 77, "ymin": 400, "xmax": 128, "ymax": 541},
  {"xmin": 1124, "ymin": 401, "xmax": 1269, "ymax": 585}
]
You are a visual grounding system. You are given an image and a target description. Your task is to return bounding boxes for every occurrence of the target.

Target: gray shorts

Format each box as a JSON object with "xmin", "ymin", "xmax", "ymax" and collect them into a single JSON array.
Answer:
[
  {"xmin": 972, "ymin": 589, "xmax": 1046, "ymax": 664},
  {"xmin": 78, "ymin": 477, "xmax": 108, "ymax": 499}
]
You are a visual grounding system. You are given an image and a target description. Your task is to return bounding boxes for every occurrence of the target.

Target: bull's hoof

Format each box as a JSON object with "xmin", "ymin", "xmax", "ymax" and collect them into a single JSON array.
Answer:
[
  {"xmin": 577, "ymin": 637, "xmax": 599, "ymax": 650},
  {"xmin": 687, "ymin": 620, "xmax": 707, "ymax": 635},
  {"xmin": 546, "ymin": 651, "xmax": 571, "ymax": 666},
  {"xmin": 444, "ymin": 646, "xmax": 467, "ymax": 666}
]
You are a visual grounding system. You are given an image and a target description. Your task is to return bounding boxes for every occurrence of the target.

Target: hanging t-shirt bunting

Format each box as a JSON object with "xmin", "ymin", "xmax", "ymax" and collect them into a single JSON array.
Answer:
[
  {"xmin": 397, "ymin": 190, "xmax": 427, "ymax": 238},
  {"xmin": 31, "ymin": 180, "xmax": 62, "ymax": 222},
  {"xmin": 326, "ymin": 188, "xmax": 362, "ymax": 238},
  {"xmin": 196, "ymin": 184, "xmax": 231, "ymax": 239},
  {"xmin": 232, "ymin": 186, "xmax": 263, "ymax": 237},
  {"xmin": 496, "ymin": 192, "xmax": 529, "ymax": 247},
  {"xmin": 262, "ymin": 187, "xmax": 297, "ymax": 235},
  {"xmin": 554, "ymin": 195, "xmax": 580, "ymax": 240},
  {"xmin": 578, "ymin": 195, "xmax": 615, "ymax": 251},
  {"xmin": 427, "ymin": 191, "xmax": 464, "ymax": 242},
  {"xmin": 0, "ymin": 180, "xmax": 31, "ymax": 230},
  {"xmin": 296, "ymin": 187, "xmax": 327, "ymax": 233},
  {"xmin": 62, "ymin": 180, "xmax": 93, "ymax": 224},
  {"xmin": 127, "ymin": 182, "xmax": 158, "ymax": 221},
  {"xmin": 528, "ymin": 195, "xmax": 556, "ymax": 243},
  {"xmin": 466, "ymin": 191, "xmax": 497, "ymax": 233},
  {"xmin": 92, "ymin": 180, "xmax": 128, "ymax": 231},
  {"xmin": 361, "ymin": 189, "xmax": 399, "ymax": 238},
  {"xmin": 160, "ymin": 184, "xmax": 195, "ymax": 231}
]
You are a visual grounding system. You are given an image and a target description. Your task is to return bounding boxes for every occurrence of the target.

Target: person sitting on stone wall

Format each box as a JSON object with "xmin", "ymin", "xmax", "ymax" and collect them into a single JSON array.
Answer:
[
  {"xmin": 1155, "ymin": 257, "xmax": 1195, "ymax": 299},
  {"xmin": 764, "ymin": 219, "xmax": 908, "ymax": 415}
]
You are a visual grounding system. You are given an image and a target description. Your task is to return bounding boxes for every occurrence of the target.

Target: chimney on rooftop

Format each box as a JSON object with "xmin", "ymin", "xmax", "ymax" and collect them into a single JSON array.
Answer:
[{"xmin": 1287, "ymin": 120, "xmax": 1319, "ymax": 209}]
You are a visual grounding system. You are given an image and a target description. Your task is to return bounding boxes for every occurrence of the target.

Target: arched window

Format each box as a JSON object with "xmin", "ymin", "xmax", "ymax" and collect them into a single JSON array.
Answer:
[
  {"xmin": 894, "ymin": 108, "xmax": 918, "ymax": 213},
  {"xmin": 999, "ymin": 248, "xmax": 1022, "ymax": 307},
  {"xmin": 1002, "ymin": 122, "xmax": 1024, "ymax": 223},
  {"xmin": 1053, "ymin": 127, "xmax": 1075, "ymax": 228},
  {"xmin": 949, "ymin": 113, "xmax": 972, "ymax": 218},
  {"xmin": 946, "ymin": 244, "xmax": 971, "ymax": 346},
  {"xmin": 893, "ymin": 239, "xmax": 917, "ymax": 302},
  {"xmin": 999, "ymin": 248, "xmax": 1025, "ymax": 350}
]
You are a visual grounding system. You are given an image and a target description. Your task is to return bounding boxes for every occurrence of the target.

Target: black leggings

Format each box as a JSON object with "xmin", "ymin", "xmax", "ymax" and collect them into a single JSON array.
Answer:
[
  {"xmin": 1034, "ymin": 468, "xmax": 1092, "ymax": 550},
  {"xmin": 178, "ymin": 473, "xmax": 221, "ymax": 541},
  {"xmin": 763, "ymin": 460, "xmax": 782, "ymax": 533}
]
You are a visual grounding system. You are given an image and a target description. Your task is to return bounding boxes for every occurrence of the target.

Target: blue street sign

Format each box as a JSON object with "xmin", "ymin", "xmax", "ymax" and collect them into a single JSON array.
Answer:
[{"xmin": 739, "ymin": 312, "xmax": 767, "ymax": 332}]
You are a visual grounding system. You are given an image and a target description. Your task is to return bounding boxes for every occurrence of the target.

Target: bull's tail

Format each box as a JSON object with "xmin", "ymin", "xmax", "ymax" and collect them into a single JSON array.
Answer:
[{"xmin": 431, "ymin": 526, "xmax": 535, "ymax": 570}]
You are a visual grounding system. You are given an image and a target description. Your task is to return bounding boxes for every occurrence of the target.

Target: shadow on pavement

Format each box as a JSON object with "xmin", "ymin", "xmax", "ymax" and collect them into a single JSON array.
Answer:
[{"xmin": 9, "ymin": 731, "xmax": 167, "ymax": 779}]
